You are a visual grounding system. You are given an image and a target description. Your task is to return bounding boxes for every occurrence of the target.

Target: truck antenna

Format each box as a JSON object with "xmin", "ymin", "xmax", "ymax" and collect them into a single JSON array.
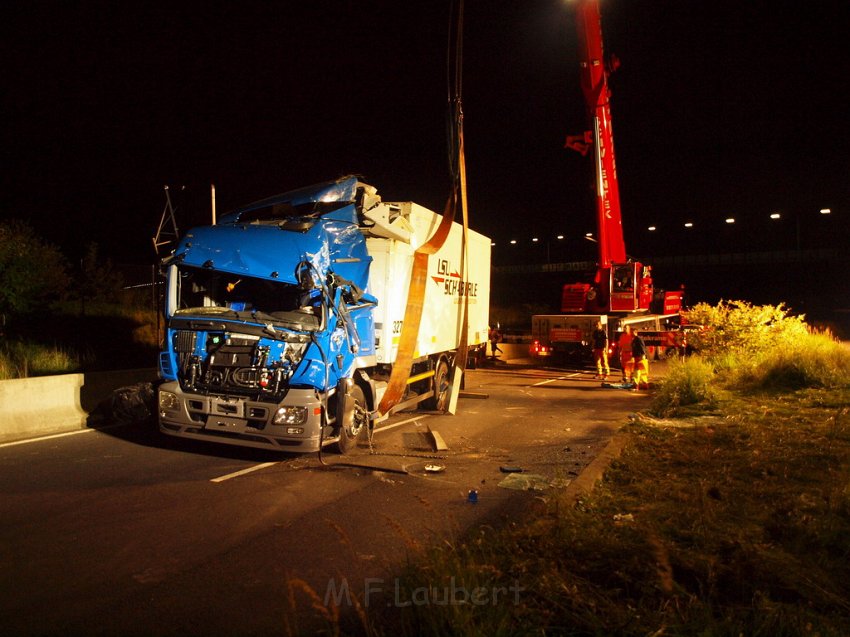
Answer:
[{"xmin": 152, "ymin": 185, "xmax": 183, "ymax": 256}]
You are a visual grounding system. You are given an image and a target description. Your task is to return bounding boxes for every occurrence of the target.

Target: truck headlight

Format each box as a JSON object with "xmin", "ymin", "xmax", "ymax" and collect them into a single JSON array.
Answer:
[
  {"xmin": 273, "ymin": 406, "xmax": 307, "ymax": 426},
  {"xmin": 159, "ymin": 391, "xmax": 180, "ymax": 411}
]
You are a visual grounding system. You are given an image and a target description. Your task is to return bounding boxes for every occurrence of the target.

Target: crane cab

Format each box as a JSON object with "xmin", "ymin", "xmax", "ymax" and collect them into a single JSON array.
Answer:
[{"xmin": 561, "ymin": 261, "xmax": 653, "ymax": 313}]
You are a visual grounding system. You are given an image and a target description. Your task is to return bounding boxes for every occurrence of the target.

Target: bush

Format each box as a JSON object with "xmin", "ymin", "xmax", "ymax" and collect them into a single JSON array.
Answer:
[
  {"xmin": 76, "ymin": 242, "xmax": 125, "ymax": 304},
  {"xmin": 665, "ymin": 301, "xmax": 850, "ymax": 401},
  {"xmin": 734, "ymin": 328, "xmax": 850, "ymax": 391},
  {"xmin": 0, "ymin": 220, "xmax": 70, "ymax": 317},
  {"xmin": 685, "ymin": 300, "xmax": 808, "ymax": 361},
  {"xmin": 651, "ymin": 356, "xmax": 719, "ymax": 416}
]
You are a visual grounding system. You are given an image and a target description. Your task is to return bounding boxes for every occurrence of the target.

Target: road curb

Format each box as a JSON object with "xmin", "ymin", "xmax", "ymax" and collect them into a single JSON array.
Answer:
[{"xmin": 562, "ymin": 431, "xmax": 631, "ymax": 504}]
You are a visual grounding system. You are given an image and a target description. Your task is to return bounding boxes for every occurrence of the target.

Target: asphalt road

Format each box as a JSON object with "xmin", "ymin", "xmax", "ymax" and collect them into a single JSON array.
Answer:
[{"xmin": 0, "ymin": 362, "xmax": 652, "ymax": 636}]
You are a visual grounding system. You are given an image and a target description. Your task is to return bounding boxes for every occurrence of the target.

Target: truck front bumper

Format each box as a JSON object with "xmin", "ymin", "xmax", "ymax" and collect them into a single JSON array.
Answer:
[{"xmin": 157, "ymin": 381, "xmax": 326, "ymax": 452}]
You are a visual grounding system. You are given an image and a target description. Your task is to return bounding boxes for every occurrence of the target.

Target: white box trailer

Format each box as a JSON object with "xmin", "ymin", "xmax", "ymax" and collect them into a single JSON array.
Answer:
[{"xmin": 366, "ymin": 202, "xmax": 491, "ymax": 364}]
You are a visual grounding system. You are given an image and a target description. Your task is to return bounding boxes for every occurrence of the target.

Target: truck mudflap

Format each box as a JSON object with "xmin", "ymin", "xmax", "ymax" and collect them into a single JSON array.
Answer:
[{"xmin": 157, "ymin": 381, "xmax": 326, "ymax": 452}]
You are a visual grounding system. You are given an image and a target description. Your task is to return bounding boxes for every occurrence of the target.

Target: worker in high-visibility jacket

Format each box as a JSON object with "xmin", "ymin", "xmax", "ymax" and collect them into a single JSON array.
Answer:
[
  {"xmin": 591, "ymin": 321, "xmax": 610, "ymax": 379},
  {"xmin": 617, "ymin": 326, "xmax": 634, "ymax": 384},
  {"xmin": 631, "ymin": 331, "xmax": 650, "ymax": 390}
]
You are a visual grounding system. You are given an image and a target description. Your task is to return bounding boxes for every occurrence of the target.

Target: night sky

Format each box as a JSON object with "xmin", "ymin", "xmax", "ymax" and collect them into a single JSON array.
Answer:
[{"xmin": 3, "ymin": 0, "xmax": 848, "ymax": 268}]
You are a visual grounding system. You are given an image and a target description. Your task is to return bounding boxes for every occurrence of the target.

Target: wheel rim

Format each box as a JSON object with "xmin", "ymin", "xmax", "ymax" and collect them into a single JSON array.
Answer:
[
  {"xmin": 345, "ymin": 386, "xmax": 366, "ymax": 438},
  {"xmin": 348, "ymin": 405, "xmax": 365, "ymax": 437},
  {"xmin": 435, "ymin": 362, "xmax": 449, "ymax": 410}
]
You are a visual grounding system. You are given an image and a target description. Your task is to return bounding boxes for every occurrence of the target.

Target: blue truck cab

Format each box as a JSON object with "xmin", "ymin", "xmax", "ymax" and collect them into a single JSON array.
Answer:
[{"xmin": 157, "ymin": 176, "xmax": 491, "ymax": 453}]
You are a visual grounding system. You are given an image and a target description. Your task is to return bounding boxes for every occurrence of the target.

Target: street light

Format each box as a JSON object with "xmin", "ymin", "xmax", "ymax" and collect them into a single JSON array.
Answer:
[
  {"xmin": 547, "ymin": 235, "xmax": 565, "ymax": 262},
  {"xmin": 530, "ymin": 235, "xmax": 566, "ymax": 263},
  {"xmin": 820, "ymin": 208, "xmax": 831, "ymax": 215}
]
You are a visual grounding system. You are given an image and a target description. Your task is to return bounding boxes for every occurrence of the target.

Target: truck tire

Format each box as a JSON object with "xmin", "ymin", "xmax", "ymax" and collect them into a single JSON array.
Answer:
[
  {"xmin": 422, "ymin": 358, "xmax": 450, "ymax": 411},
  {"xmin": 336, "ymin": 384, "xmax": 367, "ymax": 454}
]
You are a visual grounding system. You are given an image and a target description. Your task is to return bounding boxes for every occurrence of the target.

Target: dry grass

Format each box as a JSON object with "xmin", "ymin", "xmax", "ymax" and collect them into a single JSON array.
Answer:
[
  {"xmin": 262, "ymin": 304, "xmax": 850, "ymax": 635},
  {"xmin": 352, "ymin": 388, "xmax": 850, "ymax": 637},
  {"xmin": 0, "ymin": 340, "xmax": 82, "ymax": 379},
  {"xmin": 287, "ymin": 306, "xmax": 850, "ymax": 635},
  {"xmin": 0, "ymin": 301, "xmax": 160, "ymax": 378}
]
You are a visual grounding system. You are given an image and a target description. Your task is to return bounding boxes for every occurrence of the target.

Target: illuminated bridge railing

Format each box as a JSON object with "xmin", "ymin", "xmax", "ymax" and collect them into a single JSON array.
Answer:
[{"xmin": 492, "ymin": 248, "xmax": 844, "ymax": 275}]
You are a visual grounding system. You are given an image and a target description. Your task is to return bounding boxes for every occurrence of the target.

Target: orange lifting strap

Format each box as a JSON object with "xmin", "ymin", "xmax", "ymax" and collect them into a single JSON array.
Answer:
[
  {"xmin": 376, "ymin": 126, "xmax": 472, "ymax": 416},
  {"xmin": 377, "ymin": 0, "xmax": 471, "ymax": 416}
]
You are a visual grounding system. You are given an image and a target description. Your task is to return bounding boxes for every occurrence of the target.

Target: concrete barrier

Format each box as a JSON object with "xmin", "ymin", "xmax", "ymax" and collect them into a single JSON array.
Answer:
[{"xmin": 0, "ymin": 368, "xmax": 158, "ymax": 444}]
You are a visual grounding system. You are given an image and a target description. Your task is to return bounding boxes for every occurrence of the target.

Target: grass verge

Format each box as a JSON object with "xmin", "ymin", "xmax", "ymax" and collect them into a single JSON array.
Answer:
[
  {"xmin": 355, "ymin": 387, "xmax": 850, "ymax": 636},
  {"xmin": 0, "ymin": 340, "xmax": 83, "ymax": 379},
  {"xmin": 0, "ymin": 301, "xmax": 160, "ymax": 378},
  {"xmin": 287, "ymin": 313, "xmax": 850, "ymax": 635}
]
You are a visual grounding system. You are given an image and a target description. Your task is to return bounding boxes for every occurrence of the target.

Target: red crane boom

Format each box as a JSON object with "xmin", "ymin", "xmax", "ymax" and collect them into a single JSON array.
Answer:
[
  {"xmin": 531, "ymin": 0, "xmax": 685, "ymax": 366},
  {"xmin": 564, "ymin": 0, "xmax": 655, "ymax": 314},
  {"xmin": 574, "ymin": 0, "xmax": 625, "ymax": 267}
]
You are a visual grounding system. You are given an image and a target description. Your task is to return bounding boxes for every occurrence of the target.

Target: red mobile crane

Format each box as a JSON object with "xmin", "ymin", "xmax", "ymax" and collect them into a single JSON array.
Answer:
[{"xmin": 532, "ymin": 0, "xmax": 683, "ymax": 362}]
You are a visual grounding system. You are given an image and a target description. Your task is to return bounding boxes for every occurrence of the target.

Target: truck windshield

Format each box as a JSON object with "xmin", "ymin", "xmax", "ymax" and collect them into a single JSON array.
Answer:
[
  {"xmin": 173, "ymin": 266, "xmax": 321, "ymax": 331},
  {"xmin": 236, "ymin": 200, "xmax": 350, "ymax": 223}
]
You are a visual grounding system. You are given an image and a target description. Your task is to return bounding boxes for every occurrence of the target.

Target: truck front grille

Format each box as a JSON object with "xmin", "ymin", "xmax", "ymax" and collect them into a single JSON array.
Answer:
[{"xmin": 175, "ymin": 330, "xmax": 197, "ymax": 353}]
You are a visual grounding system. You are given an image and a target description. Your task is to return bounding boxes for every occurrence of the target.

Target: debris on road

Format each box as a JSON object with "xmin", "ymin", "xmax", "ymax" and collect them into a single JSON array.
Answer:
[
  {"xmin": 497, "ymin": 473, "xmax": 550, "ymax": 491},
  {"xmin": 109, "ymin": 382, "xmax": 155, "ymax": 425}
]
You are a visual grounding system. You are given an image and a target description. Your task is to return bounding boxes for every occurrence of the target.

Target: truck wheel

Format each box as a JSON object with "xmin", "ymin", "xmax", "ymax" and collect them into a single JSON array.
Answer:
[
  {"xmin": 336, "ymin": 384, "xmax": 367, "ymax": 454},
  {"xmin": 422, "ymin": 358, "xmax": 450, "ymax": 411}
]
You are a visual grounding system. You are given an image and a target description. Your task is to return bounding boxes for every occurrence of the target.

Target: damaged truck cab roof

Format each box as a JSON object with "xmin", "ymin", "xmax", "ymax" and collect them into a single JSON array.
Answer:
[{"xmin": 174, "ymin": 175, "xmax": 372, "ymax": 291}]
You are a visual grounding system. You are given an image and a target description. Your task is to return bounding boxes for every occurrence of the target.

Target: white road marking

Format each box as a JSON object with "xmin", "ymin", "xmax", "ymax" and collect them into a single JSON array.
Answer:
[
  {"xmin": 210, "ymin": 462, "xmax": 278, "ymax": 483},
  {"xmin": 532, "ymin": 373, "xmax": 579, "ymax": 386},
  {"xmin": 0, "ymin": 428, "xmax": 93, "ymax": 448},
  {"xmin": 0, "ymin": 423, "xmax": 129, "ymax": 449}
]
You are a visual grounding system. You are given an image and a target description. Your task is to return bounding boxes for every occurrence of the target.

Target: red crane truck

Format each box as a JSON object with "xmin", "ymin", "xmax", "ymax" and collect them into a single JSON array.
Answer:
[{"xmin": 532, "ymin": 0, "xmax": 684, "ymax": 363}]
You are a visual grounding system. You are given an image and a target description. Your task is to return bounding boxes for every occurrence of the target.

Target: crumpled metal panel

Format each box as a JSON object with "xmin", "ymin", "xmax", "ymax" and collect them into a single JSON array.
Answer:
[
  {"xmin": 175, "ymin": 207, "xmax": 371, "ymax": 290},
  {"xmin": 218, "ymin": 175, "xmax": 360, "ymax": 225},
  {"xmin": 167, "ymin": 176, "xmax": 377, "ymax": 396},
  {"xmin": 289, "ymin": 344, "xmax": 334, "ymax": 388}
]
